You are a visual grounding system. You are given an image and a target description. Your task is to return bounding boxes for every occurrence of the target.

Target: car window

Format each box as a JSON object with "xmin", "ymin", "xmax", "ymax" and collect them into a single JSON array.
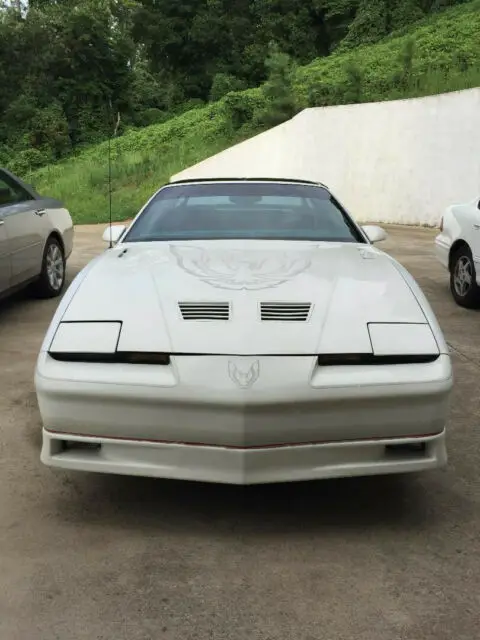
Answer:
[
  {"xmin": 0, "ymin": 171, "xmax": 32, "ymax": 207},
  {"xmin": 124, "ymin": 182, "xmax": 365, "ymax": 244}
]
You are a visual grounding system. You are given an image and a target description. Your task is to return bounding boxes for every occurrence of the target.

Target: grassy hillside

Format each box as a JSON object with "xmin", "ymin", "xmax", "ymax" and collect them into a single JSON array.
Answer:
[{"xmin": 30, "ymin": 0, "xmax": 480, "ymax": 225}]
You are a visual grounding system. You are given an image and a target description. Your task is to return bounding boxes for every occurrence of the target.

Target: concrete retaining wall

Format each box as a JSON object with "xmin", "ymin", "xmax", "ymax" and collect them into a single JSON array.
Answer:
[{"xmin": 172, "ymin": 88, "xmax": 480, "ymax": 226}]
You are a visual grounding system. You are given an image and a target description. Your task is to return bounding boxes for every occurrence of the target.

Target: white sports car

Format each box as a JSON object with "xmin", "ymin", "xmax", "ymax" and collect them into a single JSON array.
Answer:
[
  {"xmin": 35, "ymin": 178, "xmax": 453, "ymax": 484},
  {"xmin": 435, "ymin": 196, "xmax": 480, "ymax": 308}
]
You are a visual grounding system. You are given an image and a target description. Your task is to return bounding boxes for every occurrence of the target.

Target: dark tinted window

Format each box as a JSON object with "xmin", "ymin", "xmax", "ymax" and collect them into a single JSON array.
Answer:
[
  {"xmin": 0, "ymin": 170, "xmax": 31, "ymax": 207},
  {"xmin": 124, "ymin": 182, "xmax": 364, "ymax": 244}
]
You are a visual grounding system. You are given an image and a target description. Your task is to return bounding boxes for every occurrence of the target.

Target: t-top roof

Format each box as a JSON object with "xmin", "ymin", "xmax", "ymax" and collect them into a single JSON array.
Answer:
[{"xmin": 168, "ymin": 176, "xmax": 328, "ymax": 189}]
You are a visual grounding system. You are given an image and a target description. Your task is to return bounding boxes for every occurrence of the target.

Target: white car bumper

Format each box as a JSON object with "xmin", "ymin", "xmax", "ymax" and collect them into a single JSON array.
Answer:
[
  {"xmin": 41, "ymin": 429, "xmax": 447, "ymax": 484},
  {"xmin": 36, "ymin": 353, "xmax": 453, "ymax": 484}
]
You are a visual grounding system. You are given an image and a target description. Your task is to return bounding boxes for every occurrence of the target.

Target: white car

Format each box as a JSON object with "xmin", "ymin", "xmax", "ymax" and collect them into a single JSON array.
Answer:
[
  {"xmin": 435, "ymin": 197, "xmax": 480, "ymax": 308},
  {"xmin": 35, "ymin": 178, "xmax": 452, "ymax": 485},
  {"xmin": 0, "ymin": 168, "xmax": 73, "ymax": 299}
]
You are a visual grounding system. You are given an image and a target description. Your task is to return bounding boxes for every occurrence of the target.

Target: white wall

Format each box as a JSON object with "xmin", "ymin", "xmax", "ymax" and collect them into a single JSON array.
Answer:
[{"xmin": 172, "ymin": 88, "xmax": 480, "ymax": 226}]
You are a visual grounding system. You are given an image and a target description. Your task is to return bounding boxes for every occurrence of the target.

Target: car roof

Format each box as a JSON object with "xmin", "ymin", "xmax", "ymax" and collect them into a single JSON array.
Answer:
[{"xmin": 168, "ymin": 177, "xmax": 329, "ymax": 189}]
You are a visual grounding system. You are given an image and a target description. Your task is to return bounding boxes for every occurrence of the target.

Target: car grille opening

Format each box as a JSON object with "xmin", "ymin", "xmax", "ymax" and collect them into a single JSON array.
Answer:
[
  {"xmin": 179, "ymin": 302, "xmax": 230, "ymax": 321},
  {"xmin": 385, "ymin": 442, "xmax": 427, "ymax": 458},
  {"xmin": 260, "ymin": 302, "xmax": 312, "ymax": 321},
  {"xmin": 61, "ymin": 440, "xmax": 102, "ymax": 453}
]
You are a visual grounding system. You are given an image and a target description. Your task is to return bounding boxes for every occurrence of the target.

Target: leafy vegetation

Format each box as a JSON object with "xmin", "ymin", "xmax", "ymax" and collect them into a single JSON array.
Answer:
[
  {"xmin": 0, "ymin": 0, "xmax": 474, "ymax": 170},
  {"xmin": 1, "ymin": 0, "xmax": 479, "ymax": 223}
]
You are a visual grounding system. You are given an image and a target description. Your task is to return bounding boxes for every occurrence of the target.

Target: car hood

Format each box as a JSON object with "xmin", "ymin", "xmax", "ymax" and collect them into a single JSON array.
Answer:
[{"xmin": 58, "ymin": 240, "xmax": 430, "ymax": 355}]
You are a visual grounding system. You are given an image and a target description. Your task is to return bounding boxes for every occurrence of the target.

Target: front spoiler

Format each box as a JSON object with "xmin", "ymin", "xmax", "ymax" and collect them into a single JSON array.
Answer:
[{"xmin": 42, "ymin": 429, "xmax": 447, "ymax": 485}]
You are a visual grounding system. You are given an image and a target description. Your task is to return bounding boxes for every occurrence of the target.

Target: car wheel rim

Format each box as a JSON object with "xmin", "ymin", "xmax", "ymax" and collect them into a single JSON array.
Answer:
[
  {"xmin": 46, "ymin": 244, "xmax": 64, "ymax": 291},
  {"xmin": 453, "ymin": 255, "xmax": 472, "ymax": 297}
]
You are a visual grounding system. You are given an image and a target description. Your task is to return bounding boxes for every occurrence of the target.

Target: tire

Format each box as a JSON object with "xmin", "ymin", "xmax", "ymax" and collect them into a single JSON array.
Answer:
[
  {"xmin": 450, "ymin": 244, "xmax": 480, "ymax": 309},
  {"xmin": 32, "ymin": 236, "xmax": 66, "ymax": 299}
]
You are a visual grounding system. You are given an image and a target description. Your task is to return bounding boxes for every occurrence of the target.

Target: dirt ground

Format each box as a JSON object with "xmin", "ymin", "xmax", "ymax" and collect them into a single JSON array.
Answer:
[{"xmin": 0, "ymin": 224, "xmax": 479, "ymax": 640}]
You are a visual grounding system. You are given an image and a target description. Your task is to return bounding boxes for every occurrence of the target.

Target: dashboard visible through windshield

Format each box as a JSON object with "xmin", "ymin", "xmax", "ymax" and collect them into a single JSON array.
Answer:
[{"xmin": 123, "ymin": 181, "xmax": 366, "ymax": 244}]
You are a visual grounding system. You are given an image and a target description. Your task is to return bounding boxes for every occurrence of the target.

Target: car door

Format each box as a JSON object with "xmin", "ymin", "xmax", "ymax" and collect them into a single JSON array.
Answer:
[
  {"xmin": 0, "ymin": 207, "xmax": 11, "ymax": 293},
  {"xmin": 0, "ymin": 169, "xmax": 49, "ymax": 287}
]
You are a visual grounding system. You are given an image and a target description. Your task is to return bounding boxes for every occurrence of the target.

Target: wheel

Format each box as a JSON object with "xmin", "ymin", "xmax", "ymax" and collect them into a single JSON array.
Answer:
[
  {"xmin": 32, "ymin": 236, "xmax": 66, "ymax": 299},
  {"xmin": 450, "ymin": 244, "xmax": 480, "ymax": 308}
]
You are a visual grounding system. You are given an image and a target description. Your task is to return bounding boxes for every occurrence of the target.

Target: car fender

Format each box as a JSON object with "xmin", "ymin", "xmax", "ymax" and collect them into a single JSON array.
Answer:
[
  {"xmin": 389, "ymin": 257, "xmax": 450, "ymax": 356},
  {"xmin": 37, "ymin": 254, "xmax": 104, "ymax": 354}
]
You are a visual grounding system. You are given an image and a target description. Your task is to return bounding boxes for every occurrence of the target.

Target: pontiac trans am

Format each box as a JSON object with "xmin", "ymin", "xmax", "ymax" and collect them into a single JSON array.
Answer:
[{"xmin": 35, "ymin": 178, "xmax": 453, "ymax": 484}]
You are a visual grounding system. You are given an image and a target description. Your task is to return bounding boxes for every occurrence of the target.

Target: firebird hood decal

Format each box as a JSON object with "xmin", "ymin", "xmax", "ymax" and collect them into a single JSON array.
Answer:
[{"xmin": 170, "ymin": 245, "xmax": 311, "ymax": 290}]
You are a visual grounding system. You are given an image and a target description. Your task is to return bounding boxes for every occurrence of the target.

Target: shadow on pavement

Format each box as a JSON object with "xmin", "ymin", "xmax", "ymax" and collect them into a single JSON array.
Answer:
[{"xmin": 50, "ymin": 470, "xmax": 439, "ymax": 536}]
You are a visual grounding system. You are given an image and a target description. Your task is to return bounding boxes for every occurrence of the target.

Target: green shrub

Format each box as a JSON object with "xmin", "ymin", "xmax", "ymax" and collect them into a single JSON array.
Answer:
[
  {"xmin": 223, "ymin": 90, "xmax": 264, "ymax": 130},
  {"xmin": 135, "ymin": 108, "xmax": 169, "ymax": 127},
  {"xmin": 209, "ymin": 73, "xmax": 247, "ymax": 102},
  {"xmin": 343, "ymin": 60, "xmax": 364, "ymax": 103},
  {"xmin": 8, "ymin": 148, "xmax": 45, "ymax": 175}
]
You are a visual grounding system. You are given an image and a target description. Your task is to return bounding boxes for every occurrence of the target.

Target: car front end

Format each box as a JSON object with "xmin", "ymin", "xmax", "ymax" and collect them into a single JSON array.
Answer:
[
  {"xmin": 37, "ymin": 346, "xmax": 451, "ymax": 484},
  {"xmin": 35, "ymin": 223, "xmax": 453, "ymax": 484}
]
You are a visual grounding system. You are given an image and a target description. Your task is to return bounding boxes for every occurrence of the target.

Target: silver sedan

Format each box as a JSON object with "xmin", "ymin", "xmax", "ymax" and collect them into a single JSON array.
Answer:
[{"xmin": 0, "ymin": 168, "xmax": 73, "ymax": 300}]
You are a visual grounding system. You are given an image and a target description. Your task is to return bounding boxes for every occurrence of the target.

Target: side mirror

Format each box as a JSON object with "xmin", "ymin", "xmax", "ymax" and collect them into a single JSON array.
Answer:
[
  {"xmin": 361, "ymin": 225, "xmax": 388, "ymax": 244},
  {"xmin": 102, "ymin": 224, "xmax": 126, "ymax": 244}
]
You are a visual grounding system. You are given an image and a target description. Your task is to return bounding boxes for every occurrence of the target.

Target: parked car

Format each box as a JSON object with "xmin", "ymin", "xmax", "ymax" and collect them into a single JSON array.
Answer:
[
  {"xmin": 435, "ymin": 197, "xmax": 480, "ymax": 308},
  {"xmin": 36, "ymin": 178, "xmax": 452, "ymax": 485},
  {"xmin": 0, "ymin": 168, "xmax": 73, "ymax": 300}
]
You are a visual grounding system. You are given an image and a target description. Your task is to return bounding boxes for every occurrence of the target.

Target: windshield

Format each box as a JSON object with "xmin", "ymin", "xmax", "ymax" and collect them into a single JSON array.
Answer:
[{"xmin": 123, "ymin": 182, "xmax": 365, "ymax": 243}]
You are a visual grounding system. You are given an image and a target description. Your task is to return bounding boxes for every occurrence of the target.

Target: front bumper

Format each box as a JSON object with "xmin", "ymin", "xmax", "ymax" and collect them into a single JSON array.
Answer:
[
  {"xmin": 41, "ymin": 429, "xmax": 447, "ymax": 484},
  {"xmin": 36, "ymin": 353, "xmax": 452, "ymax": 482}
]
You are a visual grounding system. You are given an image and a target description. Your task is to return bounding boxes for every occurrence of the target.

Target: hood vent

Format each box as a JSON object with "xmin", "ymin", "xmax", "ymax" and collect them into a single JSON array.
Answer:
[
  {"xmin": 260, "ymin": 302, "xmax": 312, "ymax": 322},
  {"xmin": 179, "ymin": 302, "xmax": 230, "ymax": 321}
]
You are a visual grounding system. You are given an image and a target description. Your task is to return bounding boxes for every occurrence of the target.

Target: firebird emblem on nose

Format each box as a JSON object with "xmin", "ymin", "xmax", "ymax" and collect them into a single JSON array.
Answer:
[{"xmin": 228, "ymin": 360, "xmax": 260, "ymax": 388}]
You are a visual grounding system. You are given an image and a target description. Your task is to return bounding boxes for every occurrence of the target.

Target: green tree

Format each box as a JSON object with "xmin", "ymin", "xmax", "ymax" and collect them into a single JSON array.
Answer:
[
  {"xmin": 0, "ymin": 0, "xmax": 469, "ymax": 172},
  {"xmin": 257, "ymin": 42, "xmax": 298, "ymax": 127}
]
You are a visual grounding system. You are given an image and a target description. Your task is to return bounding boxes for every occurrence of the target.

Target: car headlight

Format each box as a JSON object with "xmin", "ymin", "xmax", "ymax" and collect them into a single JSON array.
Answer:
[
  {"xmin": 49, "ymin": 321, "xmax": 122, "ymax": 354},
  {"xmin": 367, "ymin": 323, "xmax": 439, "ymax": 356},
  {"xmin": 317, "ymin": 323, "xmax": 439, "ymax": 366},
  {"xmin": 48, "ymin": 321, "xmax": 170, "ymax": 365}
]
